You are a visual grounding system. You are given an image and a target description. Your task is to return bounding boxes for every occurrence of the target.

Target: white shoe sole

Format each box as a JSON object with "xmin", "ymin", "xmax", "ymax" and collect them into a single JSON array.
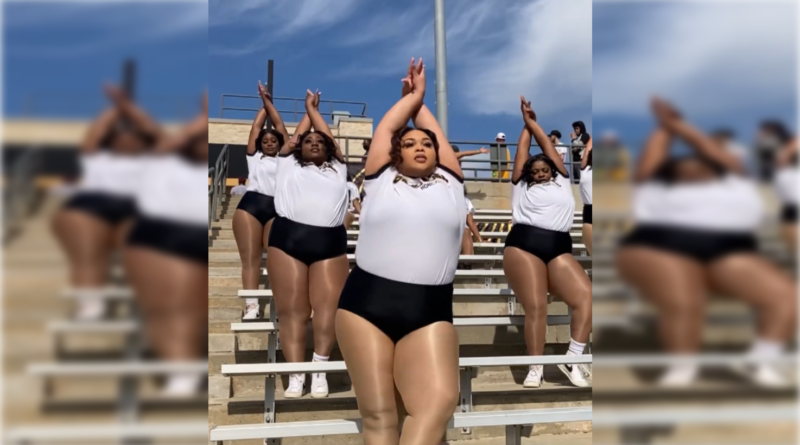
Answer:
[
  {"xmin": 284, "ymin": 391, "xmax": 303, "ymax": 399},
  {"xmin": 310, "ymin": 390, "xmax": 328, "ymax": 399},
  {"xmin": 523, "ymin": 380, "xmax": 542, "ymax": 388},
  {"xmin": 557, "ymin": 364, "xmax": 589, "ymax": 387}
]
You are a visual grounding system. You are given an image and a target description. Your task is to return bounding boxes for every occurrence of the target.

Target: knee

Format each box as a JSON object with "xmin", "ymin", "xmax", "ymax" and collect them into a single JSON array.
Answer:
[
  {"xmin": 522, "ymin": 298, "xmax": 548, "ymax": 319},
  {"xmin": 663, "ymin": 297, "xmax": 702, "ymax": 316},
  {"xmin": 360, "ymin": 403, "xmax": 399, "ymax": 432},
  {"xmin": 416, "ymin": 387, "xmax": 458, "ymax": 422},
  {"xmin": 276, "ymin": 305, "xmax": 312, "ymax": 323}
]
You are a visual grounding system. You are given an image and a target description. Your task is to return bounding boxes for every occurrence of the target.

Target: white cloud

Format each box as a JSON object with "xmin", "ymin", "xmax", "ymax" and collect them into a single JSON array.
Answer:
[
  {"xmin": 592, "ymin": 2, "xmax": 797, "ymax": 117},
  {"xmin": 7, "ymin": 3, "xmax": 207, "ymax": 57}
]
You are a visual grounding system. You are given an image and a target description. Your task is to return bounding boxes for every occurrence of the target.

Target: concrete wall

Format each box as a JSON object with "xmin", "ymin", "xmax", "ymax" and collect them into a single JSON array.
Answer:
[{"xmin": 3, "ymin": 119, "xmax": 184, "ymax": 146}]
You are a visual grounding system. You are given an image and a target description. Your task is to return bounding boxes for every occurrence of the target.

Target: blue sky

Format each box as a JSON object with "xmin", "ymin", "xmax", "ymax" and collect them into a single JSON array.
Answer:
[
  {"xmin": 593, "ymin": 1, "xmax": 797, "ymax": 157},
  {"xmin": 4, "ymin": 2, "xmax": 208, "ymax": 121},
  {"xmin": 209, "ymin": 0, "xmax": 592, "ymax": 150}
]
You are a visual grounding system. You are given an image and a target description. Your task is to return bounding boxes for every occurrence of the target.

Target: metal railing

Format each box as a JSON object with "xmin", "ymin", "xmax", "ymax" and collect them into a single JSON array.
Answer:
[
  {"xmin": 4, "ymin": 148, "xmax": 41, "ymax": 242},
  {"xmin": 209, "ymin": 144, "xmax": 230, "ymax": 226},
  {"xmin": 219, "ymin": 94, "xmax": 368, "ymax": 122}
]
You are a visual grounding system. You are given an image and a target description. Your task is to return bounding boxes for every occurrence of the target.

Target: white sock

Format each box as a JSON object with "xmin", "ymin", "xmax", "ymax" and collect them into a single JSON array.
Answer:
[
  {"xmin": 312, "ymin": 353, "xmax": 329, "ymax": 362},
  {"xmin": 749, "ymin": 338, "xmax": 783, "ymax": 358},
  {"xmin": 164, "ymin": 373, "xmax": 202, "ymax": 395},
  {"xmin": 567, "ymin": 338, "xmax": 586, "ymax": 356},
  {"xmin": 245, "ymin": 298, "xmax": 259, "ymax": 307}
]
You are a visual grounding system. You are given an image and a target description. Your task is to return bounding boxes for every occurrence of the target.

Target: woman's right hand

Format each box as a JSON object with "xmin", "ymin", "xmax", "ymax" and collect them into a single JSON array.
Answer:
[
  {"xmin": 305, "ymin": 89, "xmax": 320, "ymax": 111},
  {"xmin": 410, "ymin": 57, "xmax": 425, "ymax": 96},
  {"xmin": 258, "ymin": 81, "xmax": 272, "ymax": 106},
  {"xmin": 520, "ymin": 96, "xmax": 536, "ymax": 121}
]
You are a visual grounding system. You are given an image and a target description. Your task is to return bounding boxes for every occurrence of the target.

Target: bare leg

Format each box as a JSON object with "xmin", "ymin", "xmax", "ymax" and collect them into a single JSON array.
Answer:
[
  {"xmin": 503, "ymin": 247, "xmax": 549, "ymax": 356},
  {"xmin": 266, "ymin": 247, "xmax": 310, "ymax": 363},
  {"xmin": 308, "ymin": 255, "xmax": 349, "ymax": 356},
  {"xmin": 582, "ymin": 223, "xmax": 592, "ymax": 256},
  {"xmin": 708, "ymin": 254, "xmax": 797, "ymax": 342},
  {"xmin": 394, "ymin": 322, "xmax": 459, "ymax": 445},
  {"xmin": 782, "ymin": 223, "xmax": 797, "ymax": 255},
  {"xmin": 51, "ymin": 209, "xmax": 115, "ymax": 287},
  {"xmin": 124, "ymin": 247, "xmax": 207, "ymax": 361},
  {"xmin": 336, "ymin": 310, "xmax": 399, "ymax": 445},
  {"xmin": 233, "ymin": 209, "xmax": 264, "ymax": 299},
  {"xmin": 344, "ymin": 212, "xmax": 356, "ymax": 230},
  {"xmin": 617, "ymin": 247, "xmax": 707, "ymax": 352},
  {"xmin": 548, "ymin": 254, "xmax": 593, "ymax": 343},
  {"xmin": 261, "ymin": 218, "xmax": 274, "ymax": 250},
  {"xmin": 461, "ymin": 227, "xmax": 474, "ymax": 255}
]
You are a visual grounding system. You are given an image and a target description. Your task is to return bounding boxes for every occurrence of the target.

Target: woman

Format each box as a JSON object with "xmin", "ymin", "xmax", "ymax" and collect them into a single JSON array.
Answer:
[
  {"xmin": 581, "ymin": 137, "xmax": 593, "ymax": 255},
  {"xmin": 617, "ymin": 98, "xmax": 797, "ymax": 387},
  {"xmin": 124, "ymin": 94, "xmax": 209, "ymax": 396},
  {"xmin": 461, "ymin": 191, "xmax": 483, "ymax": 255},
  {"xmin": 336, "ymin": 58, "xmax": 464, "ymax": 445},
  {"xmin": 343, "ymin": 176, "xmax": 362, "ymax": 230},
  {"xmin": 504, "ymin": 96, "xmax": 592, "ymax": 389},
  {"xmin": 52, "ymin": 85, "xmax": 153, "ymax": 320},
  {"xmin": 775, "ymin": 138, "xmax": 797, "ymax": 253},
  {"xmin": 235, "ymin": 82, "xmax": 290, "ymax": 320},
  {"xmin": 268, "ymin": 89, "xmax": 350, "ymax": 399}
]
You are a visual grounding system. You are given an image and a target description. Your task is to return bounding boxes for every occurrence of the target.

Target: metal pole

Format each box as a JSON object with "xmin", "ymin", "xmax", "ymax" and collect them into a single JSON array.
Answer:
[
  {"xmin": 433, "ymin": 0, "xmax": 449, "ymax": 137},
  {"xmin": 122, "ymin": 59, "xmax": 136, "ymax": 100},
  {"xmin": 266, "ymin": 59, "xmax": 274, "ymax": 131}
]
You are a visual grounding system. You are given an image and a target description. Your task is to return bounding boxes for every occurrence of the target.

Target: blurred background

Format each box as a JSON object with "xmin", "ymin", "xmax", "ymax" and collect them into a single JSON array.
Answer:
[
  {"xmin": 3, "ymin": 1, "xmax": 209, "ymax": 444},
  {"xmin": 592, "ymin": 1, "xmax": 798, "ymax": 444}
]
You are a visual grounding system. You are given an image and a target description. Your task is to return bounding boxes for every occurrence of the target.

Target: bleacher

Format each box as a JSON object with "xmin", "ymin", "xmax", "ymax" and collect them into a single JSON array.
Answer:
[
  {"xmin": 4, "ymin": 196, "xmax": 209, "ymax": 445},
  {"xmin": 208, "ymin": 194, "xmax": 593, "ymax": 444}
]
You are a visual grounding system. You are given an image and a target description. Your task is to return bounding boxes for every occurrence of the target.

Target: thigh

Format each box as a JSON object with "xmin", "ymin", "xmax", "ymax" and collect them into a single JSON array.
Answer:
[
  {"xmin": 547, "ymin": 253, "xmax": 592, "ymax": 308},
  {"xmin": 393, "ymin": 322, "xmax": 459, "ymax": 415},
  {"xmin": 708, "ymin": 253, "xmax": 797, "ymax": 305},
  {"xmin": 308, "ymin": 255, "xmax": 350, "ymax": 309},
  {"xmin": 262, "ymin": 218, "xmax": 274, "ymax": 250},
  {"xmin": 616, "ymin": 246, "xmax": 707, "ymax": 308},
  {"xmin": 336, "ymin": 310, "xmax": 398, "ymax": 415},
  {"xmin": 503, "ymin": 247, "xmax": 549, "ymax": 309},
  {"xmin": 233, "ymin": 209, "xmax": 264, "ymax": 258},
  {"xmin": 267, "ymin": 247, "xmax": 309, "ymax": 312},
  {"xmin": 124, "ymin": 247, "xmax": 186, "ymax": 311},
  {"xmin": 53, "ymin": 209, "xmax": 114, "ymax": 260}
]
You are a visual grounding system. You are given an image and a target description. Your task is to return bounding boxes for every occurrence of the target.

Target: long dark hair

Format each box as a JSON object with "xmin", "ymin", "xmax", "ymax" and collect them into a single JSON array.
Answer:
[
  {"xmin": 292, "ymin": 130, "xmax": 337, "ymax": 166},
  {"xmin": 390, "ymin": 126, "xmax": 440, "ymax": 169},
  {"xmin": 256, "ymin": 128, "xmax": 285, "ymax": 156},
  {"xmin": 521, "ymin": 154, "xmax": 562, "ymax": 185}
]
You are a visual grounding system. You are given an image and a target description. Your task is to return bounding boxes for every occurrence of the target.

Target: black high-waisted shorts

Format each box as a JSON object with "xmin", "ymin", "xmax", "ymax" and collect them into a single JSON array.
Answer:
[
  {"xmin": 338, "ymin": 266, "xmax": 454, "ymax": 344},
  {"xmin": 619, "ymin": 224, "xmax": 758, "ymax": 263},
  {"xmin": 127, "ymin": 216, "xmax": 208, "ymax": 264},
  {"xmin": 504, "ymin": 223, "xmax": 573, "ymax": 264},
  {"xmin": 236, "ymin": 191, "xmax": 277, "ymax": 226},
  {"xmin": 63, "ymin": 192, "xmax": 137, "ymax": 226},
  {"xmin": 268, "ymin": 216, "xmax": 347, "ymax": 266}
]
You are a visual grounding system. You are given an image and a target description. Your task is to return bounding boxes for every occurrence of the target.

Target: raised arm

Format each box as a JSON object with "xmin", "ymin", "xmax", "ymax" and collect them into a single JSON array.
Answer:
[
  {"xmin": 304, "ymin": 89, "xmax": 344, "ymax": 162},
  {"xmin": 281, "ymin": 95, "xmax": 313, "ymax": 156},
  {"xmin": 104, "ymin": 84, "xmax": 163, "ymax": 142},
  {"xmin": 511, "ymin": 125, "xmax": 531, "ymax": 184},
  {"xmin": 367, "ymin": 58, "xmax": 425, "ymax": 176},
  {"xmin": 412, "ymin": 104, "xmax": 461, "ymax": 177},
  {"xmin": 82, "ymin": 107, "xmax": 119, "ymax": 153},
  {"xmin": 520, "ymin": 96, "xmax": 568, "ymax": 177},
  {"xmin": 456, "ymin": 147, "xmax": 490, "ymax": 160},
  {"xmin": 247, "ymin": 107, "xmax": 268, "ymax": 156},
  {"xmin": 654, "ymin": 98, "xmax": 745, "ymax": 175},
  {"xmin": 258, "ymin": 81, "xmax": 290, "ymax": 144},
  {"xmin": 581, "ymin": 137, "xmax": 592, "ymax": 170},
  {"xmin": 634, "ymin": 126, "xmax": 671, "ymax": 182},
  {"xmin": 155, "ymin": 93, "xmax": 208, "ymax": 153}
]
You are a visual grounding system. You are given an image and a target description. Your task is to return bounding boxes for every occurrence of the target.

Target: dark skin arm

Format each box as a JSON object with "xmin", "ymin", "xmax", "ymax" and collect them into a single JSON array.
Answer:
[
  {"xmin": 155, "ymin": 93, "xmax": 208, "ymax": 153},
  {"xmin": 634, "ymin": 126, "xmax": 672, "ymax": 183},
  {"xmin": 511, "ymin": 125, "xmax": 531, "ymax": 184},
  {"xmin": 280, "ymin": 93, "xmax": 313, "ymax": 156},
  {"xmin": 456, "ymin": 147, "xmax": 490, "ymax": 160},
  {"xmin": 777, "ymin": 137, "xmax": 798, "ymax": 168},
  {"xmin": 466, "ymin": 214, "xmax": 482, "ymax": 242},
  {"xmin": 305, "ymin": 89, "xmax": 344, "ymax": 163},
  {"xmin": 103, "ymin": 84, "xmax": 163, "ymax": 142},
  {"xmin": 520, "ymin": 96, "xmax": 567, "ymax": 177},
  {"xmin": 367, "ymin": 58, "xmax": 425, "ymax": 176},
  {"xmin": 81, "ymin": 107, "xmax": 119, "ymax": 154}
]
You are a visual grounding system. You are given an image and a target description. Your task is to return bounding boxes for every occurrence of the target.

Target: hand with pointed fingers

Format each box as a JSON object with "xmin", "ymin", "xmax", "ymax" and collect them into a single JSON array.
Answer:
[
  {"xmin": 401, "ymin": 58, "xmax": 415, "ymax": 96},
  {"xmin": 313, "ymin": 90, "xmax": 321, "ymax": 109},
  {"xmin": 651, "ymin": 97, "xmax": 681, "ymax": 123},
  {"xmin": 520, "ymin": 96, "xmax": 536, "ymax": 121},
  {"xmin": 479, "ymin": 147, "xmax": 489, "ymax": 154},
  {"xmin": 104, "ymin": 83, "xmax": 126, "ymax": 102},
  {"xmin": 305, "ymin": 89, "xmax": 316, "ymax": 110},
  {"xmin": 258, "ymin": 81, "xmax": 272, "ymax": 105},
  {"xmin": 410, "ymin": 58, "xmax": 426, "ymax": 96}
]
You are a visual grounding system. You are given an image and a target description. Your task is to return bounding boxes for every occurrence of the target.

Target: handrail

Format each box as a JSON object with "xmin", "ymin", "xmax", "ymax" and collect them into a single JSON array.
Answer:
[
  {"xmin": 220, "ymin": 94, "xmax": 367, "ymax": 122},
  {"xmin": 4, "ymin": 148, "xmax": 41, "ymax": 243},
  {"xmin": 208, "ymin": 144, "xmax": 230, "ymax": 226}
]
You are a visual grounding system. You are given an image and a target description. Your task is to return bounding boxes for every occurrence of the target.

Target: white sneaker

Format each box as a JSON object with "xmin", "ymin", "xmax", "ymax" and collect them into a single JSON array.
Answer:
[
  {"xmin": 557, "ymin": 361, "xmax": 590, "ymax": 387},
  {"xmin": 310, "ymin": 373, "xmax": 329, "ymax": 398},
  {"xmin": 284, "ymin": 374, "xmax": 305, "ymax": 399},
  {"xmin": 578, "ymin": 364, "xmax": 593, "ymax": 380},
  {"xmin": 659, "ymin": 365, "xmax": 698, "ymax": 388},
  {"xmin": 523, "ymin": 366, "xmax": 543, "ymax": 388},
  {"xmin": 75, "ymin": 298, "xmax": 105, "ymax": 320},
  {"xmin": 242, "ymin": 303, "xmax": 260, "ymax": 320},
  {"xmin": 731, "ymin": 364, "xmax": 788, "ymax": 388},
  {"xmin": 163, "ymin": 373, "xmax": 202, "ymax": 397}
]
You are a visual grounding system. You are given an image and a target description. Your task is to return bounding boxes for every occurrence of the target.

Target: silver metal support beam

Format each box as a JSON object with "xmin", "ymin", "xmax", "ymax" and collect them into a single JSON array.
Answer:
[{"xmin": 433, "ymin": 0, "xmax": 449, "ymax": 136}]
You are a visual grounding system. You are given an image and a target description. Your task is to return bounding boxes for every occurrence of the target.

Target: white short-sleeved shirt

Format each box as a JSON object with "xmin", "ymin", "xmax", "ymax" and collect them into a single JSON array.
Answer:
[
  {"xmin": 274, "ymin": 154, "xmax": 348, "ymax": 227},
  {"xmin": 245, "ymin": 153, "xmax": 278, "ymax": 196},
  {"xmin": 79, "ymin": 151, "xmax": 142, "ymax": 198},
  {"xmin": 356, "ymin": 164, "xmax": 466, "ymax": 285},
  {"xmin": 465, "ymin": 197, "xmax": 475, "ymax": 215},
  {"xmin": 775, "ymin": 166, "xmax": 797, "ymax": 205},
  {"xmin": 136, "ymin": 154, "xmax": 208, "ymax": 226},
  {"xmin": 580, "ymin": 166, "xmax": 592, "ymax": 205},
  {"xmin": 633, "ymin": 174, "xmax": 764, "ymax": 233},
  {"xmin": 511, "ymin": 176, "xmax": 575, "ymax": 232}
]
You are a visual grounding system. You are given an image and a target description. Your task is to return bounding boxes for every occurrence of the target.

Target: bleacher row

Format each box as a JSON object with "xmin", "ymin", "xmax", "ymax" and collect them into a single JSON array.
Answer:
[{"xmin": 207, "ymin": 196, "xmax": 593, "ymax": 444}]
